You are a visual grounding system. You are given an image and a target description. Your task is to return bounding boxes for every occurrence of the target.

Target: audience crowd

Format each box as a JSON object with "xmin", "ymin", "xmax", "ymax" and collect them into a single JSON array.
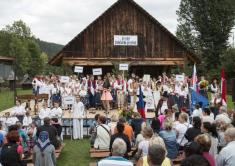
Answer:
[{"xmin": 0, "ymin": 72, "xmax": 233, "ymax": 166}]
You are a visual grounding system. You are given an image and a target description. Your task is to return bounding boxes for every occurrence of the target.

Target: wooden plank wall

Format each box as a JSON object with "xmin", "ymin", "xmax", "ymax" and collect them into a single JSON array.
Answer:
[{"xmin": 64, "ymin": 0, "xmax": 186, "ymax": 60}]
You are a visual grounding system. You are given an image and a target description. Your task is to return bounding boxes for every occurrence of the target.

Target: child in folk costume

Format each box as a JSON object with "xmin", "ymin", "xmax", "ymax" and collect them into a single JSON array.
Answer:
[
  {"xmin": 39, "ymin": 102, "xmax": 51, "ymax": 125},
  {"xmin": 152, "ymin": 80, "xmax": 162, "ymax": 109},
  {"xmin": 101, "ymin": 76, "xmax": 113, "ymax": 114},
  {"xmin": 23, "ymin": 112, "xmax": 32, "ymax": 130},
  {"xmin": 87, "ymin": 75, "xmax": 96, "ymax": 109},
  {"xmin": 114, "ymin": 74, "xmax": 127, "ymax": 111},
  {"xmin": 50, "ymin": 101, "xmax": 63, "ymax": 124},
  {"xmin": 128, "ymin": 78, "xmax": 138, "ymax": 109},
  {"xmin": 95, "ymin": 76, "xmax": 103, "ymax": 107},
  {"xmin": 71, "ymin": 96, "xmax": 85, "ymax": 139}
]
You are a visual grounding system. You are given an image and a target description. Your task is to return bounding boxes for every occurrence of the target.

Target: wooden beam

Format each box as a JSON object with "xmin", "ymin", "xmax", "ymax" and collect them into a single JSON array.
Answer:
[{"xmin": 63, "ymin": 57, "xmax": 185, "ymax": 66}]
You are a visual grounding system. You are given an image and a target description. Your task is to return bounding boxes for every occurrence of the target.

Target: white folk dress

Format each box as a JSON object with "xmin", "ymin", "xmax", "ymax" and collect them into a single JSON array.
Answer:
[{"xmin": 71, "ymin": 101, "xmax": 85, "ymax": 139}]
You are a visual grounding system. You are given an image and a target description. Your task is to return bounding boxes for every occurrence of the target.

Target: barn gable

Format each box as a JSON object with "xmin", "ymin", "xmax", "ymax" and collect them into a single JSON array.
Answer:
[{"xmin": 49, "ymin": 0, "xmax": 199, "ymax": 66}]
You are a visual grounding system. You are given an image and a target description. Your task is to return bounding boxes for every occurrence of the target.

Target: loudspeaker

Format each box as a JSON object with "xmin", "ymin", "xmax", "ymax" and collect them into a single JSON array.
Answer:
[{"xmin": 232, "ymin": 78, "xmax": 235, "ymax": 102}]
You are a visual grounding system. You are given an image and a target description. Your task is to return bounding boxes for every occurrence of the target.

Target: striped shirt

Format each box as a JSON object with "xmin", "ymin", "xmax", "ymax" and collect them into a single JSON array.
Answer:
[{"xmin": 98, "ymin": 156, "xmax": 133, "ymax": 166}]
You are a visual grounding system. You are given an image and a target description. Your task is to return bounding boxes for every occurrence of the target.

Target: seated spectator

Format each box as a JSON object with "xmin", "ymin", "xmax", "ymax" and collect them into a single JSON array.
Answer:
[
  {"xmin": 94, "ymin": 115, "xmax": 111, "ymax": 150},
  {"xmin": 118, "ymin": 118, "xmax": 134, "ymax": 142},
  {"xmin": 33, "ymin": 131, "xmax": 56, "ymax": 166},
  {"xmin": 108, "ymin": 114, "xmax": 119, "ymax": 135},
  {"xmin": 195, "ymin": 134, "xmax": 215, "ymax": 166},
  {"xmin": 202, "ymin": 108, "xmax": 214, "ymax": 124},
  {"xmin": 51, "ymin": 118, "xmax": 62, "ymax": 139},
  {"xmin": 131, "ymin": 112, "xmax": 144, "ymax": 138},
  {"xmin": 136, "ymin": 122, "xmax": 147, "ymax": 146},
  {"xmin": 16, "ymin": 122, "xmax": 29, "ymax": 158},
  {"xmin": 135, "ymin": 126, "xmax": 154, "ymax": 160},
  {"xmin": 22, "ymin": 111, "xmax": 32, "ymax": 130},
  {"xmin": 136, "ymin": 137, "xmax": 169, "ymax": 166},
  {"xmin": 137, "ymin": 144, "xmax": 171, "ymax": 166},
  {"xmin": 201, "ymin": 122, "xmax": 218, "ymax": 158},
  {"xmin": 0, "ymin": 122, "xmax": 7, "ymax": 139},
  {"xmin": 183, "ymin": 141, "xmax": 201, "ymax": 158},
  {"xmin": 98, "ymin": 138, "xmax": 133, "ymax": 166},
  {"xmin": 0, "ymin": 130, "xmax": 25, "ymax": 166},
  {"xmin": 151, "ymin": 116, "xmax": 161, "ymax": 134},
  {"xmin": 215, "ymin": 106, "xmax": 231, "ymax": 124},
  {"xmin": 89, "ymin": 114, "xmax": 100, "ymax": 147},
  {"xmin": 181, "ymin": 154, "xmax": 210, "ymax": 166},
  {"xmin": 36, "ymin": 117, "xmax": 60, "ymax": 149},
  {"xmin": 159, "ymin": 118, "xmax": 178, "ymax": 159},
  {"xmin": 110, "ymin": 122, "xmax": 131, "ymax": 159},
  {"xmin": 185, "ymin": 116, "xmax": 202, "ymax": 142},
  {"xmin": 216, "ymin": 127, "xmax": 235, "ymax": 166},
  {"xmin": 192, "ymin": 104, "xmax": 203, "ymax": 118},
  {"xmin": 174, "ymin": 112, "xmax": 191, "ymax": 150}
]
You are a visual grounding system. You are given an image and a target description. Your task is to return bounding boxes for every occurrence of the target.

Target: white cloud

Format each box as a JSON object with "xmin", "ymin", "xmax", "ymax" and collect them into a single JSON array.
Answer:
[{"xmin": 0, "ymin": 0, "xmax": 181, "ymax": 45}]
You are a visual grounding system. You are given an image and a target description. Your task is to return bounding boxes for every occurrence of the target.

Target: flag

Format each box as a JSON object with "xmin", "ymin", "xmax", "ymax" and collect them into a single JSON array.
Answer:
[
  {"xmin": 192, "ymin": 64, "xmax": 198, "ymax": 92},
  {"xmin": 137, "ymin": 85, "xmax": 146, "ymax": 119},
  {"xmin": 221, "ymin": 68, "xmax": 227, "ymax": 105},
  {"xmin": 191, "ymin": 89, "xmax": 209, "ymax": 108}
]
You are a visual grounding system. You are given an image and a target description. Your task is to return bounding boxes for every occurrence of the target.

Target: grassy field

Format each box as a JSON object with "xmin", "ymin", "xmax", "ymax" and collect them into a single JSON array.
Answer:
[
  {"xmin": 0, "ymin": 88, "xmax": 32, "ymax": 111},
  {"xmin": 57, "ymin": 139, "xmax": 97, "ymax": 166}
]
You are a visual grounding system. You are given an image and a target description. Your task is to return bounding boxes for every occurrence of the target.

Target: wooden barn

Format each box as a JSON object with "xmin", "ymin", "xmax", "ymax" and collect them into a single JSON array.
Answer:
[{"xmin": 49, "ymin": 0, "xmax": 200, "ymax": 76}]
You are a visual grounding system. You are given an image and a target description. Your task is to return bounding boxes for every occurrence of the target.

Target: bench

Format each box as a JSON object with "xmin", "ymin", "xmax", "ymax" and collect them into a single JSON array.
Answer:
[
  {"xmin": 90, "ymin": 147, "xmax": 137, "ymax": 158},
  {"xmin": 24, "ymin": 143, "xmax": 65, "ymax": 165}
]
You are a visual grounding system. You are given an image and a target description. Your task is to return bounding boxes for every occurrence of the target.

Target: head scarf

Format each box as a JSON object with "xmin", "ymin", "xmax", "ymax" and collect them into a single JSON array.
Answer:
[{"xmin": 36, "ymin": 131, "xmax": 51, "ymax": 156}]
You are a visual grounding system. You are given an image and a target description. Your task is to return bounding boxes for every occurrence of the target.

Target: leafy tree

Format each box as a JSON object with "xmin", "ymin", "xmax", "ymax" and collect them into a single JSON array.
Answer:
[
  {"xmin": 221, "ymin": 48, "xmax": 235, "ymax": 78},
  {"xmin": 176, "ymin": 0, "xmax": 235, "ymax": 72},
  {"xmin": 4, "ymin": 20, "xmax": 32, "ymax": 38}
]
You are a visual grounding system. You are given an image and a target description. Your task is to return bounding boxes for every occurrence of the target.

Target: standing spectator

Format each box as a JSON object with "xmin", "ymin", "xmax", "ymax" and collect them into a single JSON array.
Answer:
[
  {"xmin": 159, "ymin": 118, "xmax": 178, "ymax": 159},
  {"xmin": 36, "ymin": 117, "xmax": 60, "ymax": 149},
  {"xmin": 98, "ymin": 138, "xmax": 133, "ymax": 166},
  {"xmin": 0, "ymin": 130, "xmax": 25, "ymax": 166},
  {"xmin": 33, "ymin": 131, "xmax": 56, "ymax": 166},
  {"xmin": 215, "ymin": 106, "xmax": 231, "ymax": 124},
  {"xmin": 110, "ymin": 122, "xmax": 131, "ymax": 159},
  {"xmin": 71, "ymin": 96, "xmax": 85, "ymax": 140},
  {"xmin": 94, "ymin": 115, "xmax": 111, "ymax": 150},
  {"xmin": 185, "ymin": 116, "xmax": 202, "ymax": 142},
  {"xmin": 217, "ymin": 128, "xmax": 235, "ymax": 166}
]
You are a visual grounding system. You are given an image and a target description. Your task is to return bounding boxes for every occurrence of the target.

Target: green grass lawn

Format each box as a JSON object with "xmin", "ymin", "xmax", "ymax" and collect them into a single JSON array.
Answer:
[
  {"xmin": 0, "ymin": 88, "xmax": 32, "ymax": 111},
  {"xmin": 57, "ymin": 139, "xmax": 97, "ymax": 166}
]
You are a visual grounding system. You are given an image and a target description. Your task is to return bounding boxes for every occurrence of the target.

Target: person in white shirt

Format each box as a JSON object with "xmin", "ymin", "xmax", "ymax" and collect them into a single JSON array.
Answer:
[
  {"xmin": 202, "ymin": 108, "xmax": 214, "ymax": 124},
  {"xmin": 215, "ymin": 106, "xmax": 231, "ymax": 124},
  {"xmin": 5, "ymin": 112, "xmax": 18, "ymax": 128},
  {"xmin": 192, "ymin": 104, "xmax": 203, "ymax": 118},
  {"xmin": 71, "ymin": 96, "xmax": 85, "ymax": 140},
  {"xmin": 23, "ymin": 112, "xmax": 32, "ymax": 129},
  {"xmin": 94, "ymin": 115, "xmax": 111, "ymax": 150},
  {"xmin": 0, "ymin": 122, "xmax": 7, "ymax": 138},
  {"xmin": 11, "ymin": 100, "xmax": 26, "ymax": 123},
  {"xmin": 50, "ymin": 101, "xmax": 63, "ymax": 124},
  {"xmin": 174, "ymin": 113, "xmax": 192, "ymax": 149},
  {"xmin": 39, "ymin": 102, "xmax": 51, "ymax": 125},
  {"xmin": 210, "ymin": 79, "xmax": 219, "ymax": 101}
]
